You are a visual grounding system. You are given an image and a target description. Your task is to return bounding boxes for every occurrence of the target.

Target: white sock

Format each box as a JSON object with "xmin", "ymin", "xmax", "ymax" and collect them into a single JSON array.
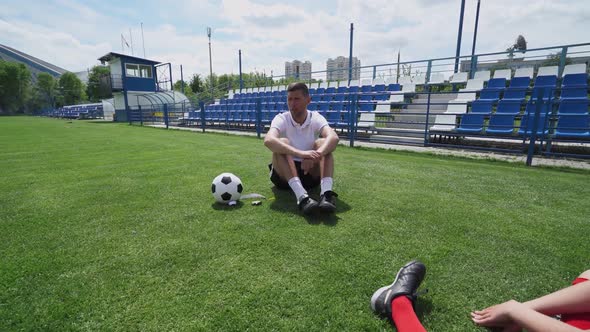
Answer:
[
  {"xmin": 320, "ymin": 177, "xmax": 333, "ymax": 195},
  {"xmin": 288, "ymin": 177, "xmax": 307, "ymax": 202}
]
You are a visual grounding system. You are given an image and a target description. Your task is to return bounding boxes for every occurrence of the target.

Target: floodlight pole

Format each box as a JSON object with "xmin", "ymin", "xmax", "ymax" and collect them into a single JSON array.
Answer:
[
  {"xmin": 454, "ymin": 0, "xmax": 466, "ymax": 73},
  {"xmin": 239, "ymin": 49, "xmax": 243, "ymax": 92},
  {"xmin": 471, "ymin": 0, "xmax": 481, "ymax": 58},
  {"xmin": 348, "ymin": 23, "xmax": 354, "ymax": 84},
  {"xmin": 207, "ymin": 27, "xmax": 214, "ymax": 100}
]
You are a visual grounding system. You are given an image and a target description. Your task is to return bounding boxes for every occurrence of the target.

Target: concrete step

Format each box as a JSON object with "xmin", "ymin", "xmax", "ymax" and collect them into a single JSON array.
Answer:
[
  {"xmin": 406, "ymin": 104, "xmax": 448, "ymax": 110},
  {"xmin": 376, "ymin": 127, "xmax": 426, "ymax": 138},
  {"xmin": 369, "ymin": 134, "xmax": 424, "ymax": 145}
]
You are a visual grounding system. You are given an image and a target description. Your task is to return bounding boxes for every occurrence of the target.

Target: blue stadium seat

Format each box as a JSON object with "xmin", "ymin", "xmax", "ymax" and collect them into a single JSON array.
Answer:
[
  {"xmin": 495, "ymin": 100, "xmax": 522, "ymax": 115},
  {"xmin": 562, "ymin": 73, "xmax": 588, "ymax": 87},
  {"xmin": 479, "ymin": 88, "xmax": 502, "ymax": 101},
  {"xmin": 530, "ymin": 86, "xmax": 555, "ymax": 101},
  {"xmin": 387, "ymin": 83, "xmax": 401, "ymax": 92},
  {"xmin": 486, "ymin": 114, "xmax": 515, "ymax": 135},
  {"xmin": 510, "ymin": 76, "xmax": 530, "ymax": 88},
  {"xmin": 518, "ymin": 113, "xmax": 549, "ymax": 137},
  {"xmin": 557, "ymin": 99, "xmax": 588, "ymax": 115},
  {"xmin": 359, "ymin": 102, "xmax": 375, "ymax": 112},
  {"xmin": 554, "ymin": 115, "xmax": 590, "ymax": 139},
  {"xmin": 456, "ymin": 113, "xmax": 485, "ymax": 133},
  {"xmin": 560, "ymin": 87, "xmax": 588, "ymax": 100},
  {"xmin": 487, "ymin": 78, "xmax": 507, "ymax": 89},
  {"xmin": 534, "ymin": 75, "xmax": 557, "ymax": 87},
  {"xmin": 470, "ymin": 100, "xmax": 493, "ymax": 114}
]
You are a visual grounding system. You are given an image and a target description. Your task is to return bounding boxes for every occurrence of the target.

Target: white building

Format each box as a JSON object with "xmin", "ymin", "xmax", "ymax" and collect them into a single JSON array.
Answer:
[
  {"xmin": 285, "ymin": 60, "xmax": 312, "ymax": 80},
  {"xmin": 326, "ymin": 56, "xmax": 361, "ymax": 81}
]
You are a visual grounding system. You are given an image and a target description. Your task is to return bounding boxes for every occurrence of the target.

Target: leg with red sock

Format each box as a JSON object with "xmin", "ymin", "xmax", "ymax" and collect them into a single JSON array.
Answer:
[{"xmin": 370, "ymin": 260, "xmax": 428, "ymax": 331}]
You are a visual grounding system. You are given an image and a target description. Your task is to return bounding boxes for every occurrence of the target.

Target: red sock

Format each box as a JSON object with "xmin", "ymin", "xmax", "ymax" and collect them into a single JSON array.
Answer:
[{"xmin": 391, "ymin": 296, "xmax": 426, "ymax": 332}]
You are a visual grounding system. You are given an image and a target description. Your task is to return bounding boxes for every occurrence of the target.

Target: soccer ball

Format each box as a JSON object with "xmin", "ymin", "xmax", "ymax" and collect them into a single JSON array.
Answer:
[{"xmin": 211, "ymin": 173, "xmax": 243, "ymax": 204}]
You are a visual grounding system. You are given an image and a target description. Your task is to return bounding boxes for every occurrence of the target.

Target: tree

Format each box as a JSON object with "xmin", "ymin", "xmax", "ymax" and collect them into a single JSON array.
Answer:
[
  {"xmin": 29, "ymin": 72, "xmax": 57, "ymax": 112},
  {"xmin": 188, "ymin": 74, "xmax": 203, "ymax": 94},
  {"xmin": 173, "ymin": 79, "xmax": 196, "ymax": 101},
  {"xmin": 0, "ymin": 60, "xmax": 31, "ymax": 114},
  {"xmin": 58, "ymin": 72, "xmax": 86, "ymax": 106},
  {"xmin": 86, "ymin": 65, "xmax": 112, "ymax": 102}
]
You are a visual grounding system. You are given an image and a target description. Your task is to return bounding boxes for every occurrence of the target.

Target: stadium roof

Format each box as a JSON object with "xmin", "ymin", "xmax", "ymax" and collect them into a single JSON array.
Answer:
[
  {"xmin": 0, "ymin": 43, "xmax": 68, "ymax": 77},
  {"xmin": 98, "ymin": 52, "xmax": 160, "ymax": 65}
]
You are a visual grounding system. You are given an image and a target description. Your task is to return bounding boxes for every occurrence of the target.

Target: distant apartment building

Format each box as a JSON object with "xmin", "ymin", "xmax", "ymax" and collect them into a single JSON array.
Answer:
[
  {"xmin": 326, "ymin": 56, "xmax": 361, "ymax": 81},
  {"xmin": 285, "ymin": 60, "xmax": 312, "ymax": 80}
]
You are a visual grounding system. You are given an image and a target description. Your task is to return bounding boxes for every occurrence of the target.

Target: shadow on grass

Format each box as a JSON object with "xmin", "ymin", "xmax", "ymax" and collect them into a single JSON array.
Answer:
[
  {"xmin": 415, "ymin": 297, "xmax": 433, "ymax": 320},
  {"xmin": 269, "ymin": 186, "xmax": 352, "ymax": 226},
  {"xmin": 210, "ymin": 200, "xmax": 245, "ymax": 210}
]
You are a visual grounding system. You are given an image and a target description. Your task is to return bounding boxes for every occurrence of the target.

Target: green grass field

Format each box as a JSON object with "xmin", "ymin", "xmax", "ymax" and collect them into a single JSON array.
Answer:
[{"xmin": 1, "ymin": 116, "xmax": 588, "ymax": 331}]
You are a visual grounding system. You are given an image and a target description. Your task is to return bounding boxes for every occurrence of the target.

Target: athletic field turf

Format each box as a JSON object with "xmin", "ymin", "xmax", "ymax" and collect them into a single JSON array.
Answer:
[{"xmin": 1, "ymin": 116, "xmax": 588, "ymax": 331}]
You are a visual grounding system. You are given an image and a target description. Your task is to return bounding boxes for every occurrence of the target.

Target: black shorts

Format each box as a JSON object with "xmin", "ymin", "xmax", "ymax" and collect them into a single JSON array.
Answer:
[{"xmin": 268, "ymin": 161, "xmax": 320, "ymax": 190}]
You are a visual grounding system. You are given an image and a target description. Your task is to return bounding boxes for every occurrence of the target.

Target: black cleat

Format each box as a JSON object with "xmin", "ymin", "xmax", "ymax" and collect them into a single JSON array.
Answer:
[
  {"xmin": 318, "ymin": 190, "xmax": 338, "ymax": 213},
  {"xmin": 298, "ymin": 194, "xmax": 319, "ymax": 215},
  {"xmin": 370, "ymin": 260, "xmax": 427, "ymax": 317}
]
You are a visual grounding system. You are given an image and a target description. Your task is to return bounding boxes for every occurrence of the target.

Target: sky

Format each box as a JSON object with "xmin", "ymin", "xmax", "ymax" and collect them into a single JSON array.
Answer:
[{"xmin": 2, "ymin": 0, "xmax": 590, "ymax": 83}]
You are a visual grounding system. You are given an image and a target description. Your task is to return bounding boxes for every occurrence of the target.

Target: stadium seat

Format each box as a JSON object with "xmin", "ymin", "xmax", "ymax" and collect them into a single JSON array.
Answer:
[
  {"xmin": 486, "ymin": 114, "xmax": 516, "ymax": 135},
  {"xmin": 470, "ymin": 100, "xmax": 493, "ymax": 115},
  {"xmin": 445, "ymin": 102, "xmax": 468, "ymax": 114},
  {"xmin": 359, "ymin": 102, "xmax": 375, "ymax": 112},
  {"xmin": 496, "ymin": 100, "xmax": 522, "ymax": 115},
  {"xmin": 450, "ymin": 72, "xmax": 468, "ymax": 84},
  {"xmin": 493, "ymin": 69, "xmax": 512, "ymax": 80},
  {"xmin": 430, "ymin": 114, "xmax": 457, "ymax": 132},
  {"xmin": 428, "ymin": 72, "xmax": 446, "ymax": 84},
  {"xmin": 563, "ymin": 63, "xmax": 587, "ymax": 76},
  {"xmin": 518, "ymin": 113, "xmax": 549, "ymax": 137},
  {"xmin": 534, "ymin": 75, "xmax": 557, "ymax": 88},
  {"xmin": 452, "ymin": 92, "xmax": 476, "ymax": 102},
  {"xmin": 562, "ymin": 73, "xmax": 588, "ymax": 87},
  {"xmin": 375, "ymin": 102, "xmax": 391, "ymax": 113},
  {"xmin": 488, "ymin": 78, "xmax": 507, "ymax": 89},
  {"xmin": 554, "ymin": 115, "xmax": 590, "ymax": 139},
  {"xmin": 349, "ymin": 80, "xmax": 360, "ymax": 87},
  {"xmin": 319, "ymin": 82, "xmax": 329, "ymax": 89},
  {"xmin": 537, "ymin": 66, "xmax": 558, "ymax": 77},
  {"xmin": 557, "ymin": 99, "xmax": 589, "ymax": 115},
  {"xmin": 560, "ymin": 87, "xmax": 588, "ymax": 100},
  {"xmin": 478, "ymin": 88, "xmax": 502, "ymax": 101},
  {"xmin": 373, "ymin": 77, "xmax": 385, "ymax": 86},
  {"xmin": 456, "ymin": 113, "xmax": 485, "ymax": 133},
  {"xmin": 514, "ymin": 67, "xmax": 534, "ymax": 79},
  {"xmin": 474, "ymin": 70, "xmax": 491, "ymax": 81},
  {"xmin": 413, "ymin": 74, "xmax": 427, "ymax": 85},
  {"xmin": 530, "ymin": 86, "xmax": 555, "ymax": 101},
  {"xmin": 387, "ymin": 83, "xmax": 401, "ymax": 92},
  {"xmin": 461, "ymin": 79, "xmax": 484, "ymax": 92},
  {"xmin": 399, "ymin": 76, "xmax": 412, "ymax": 85},
  {"xmin": 357, "ymin": 112, "xmax": 375, "ymax": 130}
]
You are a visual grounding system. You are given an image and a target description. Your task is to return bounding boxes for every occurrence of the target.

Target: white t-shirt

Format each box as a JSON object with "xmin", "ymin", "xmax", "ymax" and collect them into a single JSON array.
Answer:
[{"xmin": 270, "ymin": 110, "xmax": 329, "ymax": 161}]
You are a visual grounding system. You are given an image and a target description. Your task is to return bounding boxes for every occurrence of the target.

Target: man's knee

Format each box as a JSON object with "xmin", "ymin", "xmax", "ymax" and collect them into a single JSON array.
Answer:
[{"xmin": 578, "ymin": 270, "xmax": 590, "ymax": 280}]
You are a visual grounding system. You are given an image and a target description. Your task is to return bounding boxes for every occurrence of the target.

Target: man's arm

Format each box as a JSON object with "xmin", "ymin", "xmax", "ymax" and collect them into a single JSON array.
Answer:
[
  {"xmin": 316, "ymin": 125, "xmax": 339, "ymax": 156},
  {"xmin": 472, "ymin": 300, "xmax": 583, "ymax": 332},
  {"xmin": 264, "ymin": 128, "xmax": 321, "ymax": 160}
]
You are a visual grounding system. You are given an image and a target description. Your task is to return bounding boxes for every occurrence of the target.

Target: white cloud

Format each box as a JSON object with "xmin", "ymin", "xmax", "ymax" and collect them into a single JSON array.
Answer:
[{"xmin": 1, "ymin": 0, "xmax": 589, "ymax": 84}]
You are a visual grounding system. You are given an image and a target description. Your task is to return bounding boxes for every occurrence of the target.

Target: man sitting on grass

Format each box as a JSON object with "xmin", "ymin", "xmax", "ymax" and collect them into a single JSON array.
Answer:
[{"xmin": 264, "ymin": 82, "xmax": 339, "ymax": 215}]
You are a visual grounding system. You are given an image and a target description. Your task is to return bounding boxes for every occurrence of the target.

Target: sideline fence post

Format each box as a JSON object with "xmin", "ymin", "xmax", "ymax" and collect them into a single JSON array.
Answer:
[
  {"xmin": 163, "ymin": 104, "xmax": 169, "ymax": 129},
  {"xmin": 256, "ymin": 98, "xmax": 262, "ymax": 139},
  {"xmin": 349, "ymin": 94, "xmax": 357, "ymax": 147},
  {"xmin": 526, "ymin": 94, "xmax": 544, "ymax": 166},
  {"xmin": 139, "ymin": 105, "xmax": 143, "ymax": 126},
  {"xmin": 423, "ymin": 85, "xmax": 432, "ymax": 146},
  {"xmin": 199, "ymin": 101, "xmax": 206, "ymax": 133}
]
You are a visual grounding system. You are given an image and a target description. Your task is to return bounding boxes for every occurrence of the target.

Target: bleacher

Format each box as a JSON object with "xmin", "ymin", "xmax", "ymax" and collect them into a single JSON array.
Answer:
[
  {"xmin": 49, "ymin": 103, "xmax": 104, "ymax": 119},
  {"xmin": 430, "ymin": 63, "xmax": 589, "ymax": 141}
]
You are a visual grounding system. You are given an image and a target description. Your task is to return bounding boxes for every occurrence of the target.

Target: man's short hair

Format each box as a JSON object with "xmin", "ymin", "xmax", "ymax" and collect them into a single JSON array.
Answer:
[{"xmin": 287, "ymin": 82, "xmax": 310, "ymax": 97}]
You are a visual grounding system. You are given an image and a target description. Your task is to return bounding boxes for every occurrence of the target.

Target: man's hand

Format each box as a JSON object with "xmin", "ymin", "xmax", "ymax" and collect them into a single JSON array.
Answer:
[
  {"xmin": 299, "ymin": 150, "xmax": 322, "ymax": 161},
  {"xmin": 471, "ymin": 300, "xmax": 520, "ymax": 328}
]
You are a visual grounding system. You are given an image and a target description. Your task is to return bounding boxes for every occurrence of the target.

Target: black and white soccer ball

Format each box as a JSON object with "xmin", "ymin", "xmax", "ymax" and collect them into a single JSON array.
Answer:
[{"xmin": 211, "ymin": 173, "xmax": 243, "ymax": 204}]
